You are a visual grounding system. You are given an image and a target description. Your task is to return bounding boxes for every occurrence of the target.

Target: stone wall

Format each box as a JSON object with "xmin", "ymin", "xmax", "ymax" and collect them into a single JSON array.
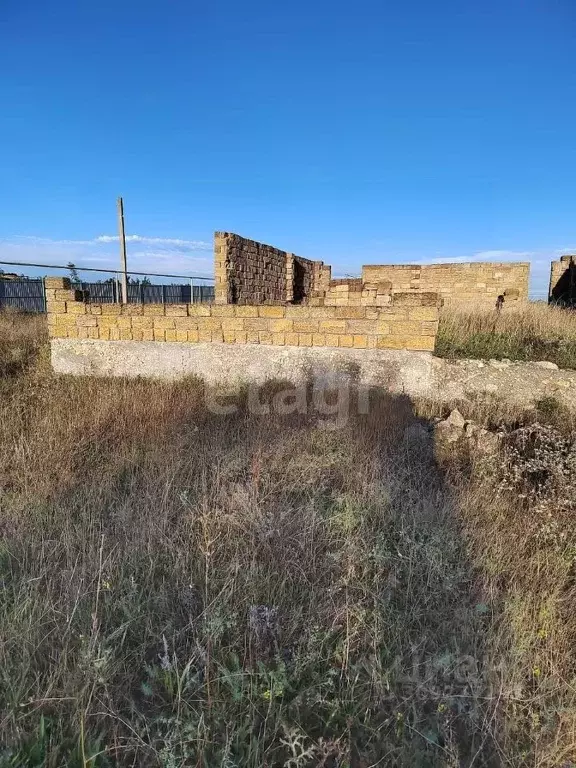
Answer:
[
  {"xmin": 361, "ymin": 262, "xmax": 530, "ymax": 306},
  {"xmin": 313, "ymin": 278, "xmax": 395, "ymax": 307},
  {"xmin": 214, "ymin": 232, "xmax": 331, "ymax": 305},
  {"xmin": 46, "ymin": 277, "xmax": 440, "ymax": 353},
  {"xmin": 214, "ymin": 232, "xmax": 287, "ymax": 305},
  {"xmin": 549, "ymin": 254, "xmax": 576, "ymax": 304}
]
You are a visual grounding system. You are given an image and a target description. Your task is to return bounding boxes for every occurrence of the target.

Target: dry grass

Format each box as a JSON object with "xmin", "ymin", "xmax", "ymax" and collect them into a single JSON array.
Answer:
[
  {"xmin": 436, "ymin": 302, "xmax": 576, "ymax": 369},
  {"xmin": 0, "ymin": 313, "xmax": 575, "ymax": 767}
]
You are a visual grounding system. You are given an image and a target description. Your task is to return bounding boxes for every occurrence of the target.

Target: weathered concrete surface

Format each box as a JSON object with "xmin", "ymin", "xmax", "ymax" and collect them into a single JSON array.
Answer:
[
  {"xmin": 51, "ymin": 339, "xmax": 435, "ymax": 396},
  {"xmin": 50, "ymin": 339, "xmax": 576, "ymax": 411},
  {"xmin": 431, "ymin": 358, "xmax": 576, "ymax": 410}
]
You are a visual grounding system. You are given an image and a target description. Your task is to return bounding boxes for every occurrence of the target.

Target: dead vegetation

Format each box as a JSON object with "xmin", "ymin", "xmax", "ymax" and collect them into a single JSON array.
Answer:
[
  {"xmin": 437, "ymin": 302, "xmax": 576, "ymax": 369},
  {"xmin": 0, "ymin": 312, "xmax": 575, "ymax": 767}
]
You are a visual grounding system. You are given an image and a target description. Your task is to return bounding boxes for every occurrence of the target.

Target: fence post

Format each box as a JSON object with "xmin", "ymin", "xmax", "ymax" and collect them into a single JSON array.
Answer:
[
  {"xmin": 41, "ymin": 277, "xmax": 47, "ymax": 313},
  {"xmin": 162, "ymin": 285, "xmax": 165, "ymax": 304}
]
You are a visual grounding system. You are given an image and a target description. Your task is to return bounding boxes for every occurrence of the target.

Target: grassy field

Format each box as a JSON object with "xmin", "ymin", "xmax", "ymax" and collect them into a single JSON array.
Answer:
[
  {"xmin": 1, "ymin": 311, "xmax": 575, "ymax": 767},
  {"xmin": 437, "ymin": 302, "xmax": 576, "ymax": 369}
]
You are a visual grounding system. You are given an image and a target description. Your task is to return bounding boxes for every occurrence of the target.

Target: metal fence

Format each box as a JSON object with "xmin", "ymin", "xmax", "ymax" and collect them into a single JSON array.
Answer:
[
  {"xmin": 0, "ymin": 278, "xmax": 215, "ymax": 313},
  {"xmin": 0, "ymin": 279, "xmax": 46, "ymax": 312},
  {"xmin": 77, "ymin": 281, "xmax": 215, "ymax": 305}
]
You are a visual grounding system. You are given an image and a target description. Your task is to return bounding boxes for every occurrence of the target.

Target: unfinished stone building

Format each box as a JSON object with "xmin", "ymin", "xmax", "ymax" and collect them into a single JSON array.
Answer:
[
  {"xmin": 549, "ymin": 254, "xmax": 576, "ymax": 305},
  {"xmin": 214, "ymin": 232, "xmax": 331, "ymax": 305},
  {"xmin": 215, "ymin": 232, "xmax": 530, "ymax": 309},
  {"xmin": 46, "ymin": 233, "xmax": 535, "ymax": 384}
]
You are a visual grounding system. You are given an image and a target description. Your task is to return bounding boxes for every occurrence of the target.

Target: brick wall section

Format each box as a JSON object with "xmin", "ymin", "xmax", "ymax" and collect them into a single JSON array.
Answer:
[
  {"xmin": 214, "ymin": 232, "xmax": 332, "ymax": 305},
  {"xmin": 315, "ymin": 278, "xmax": 393, "ymax": 307},
  {"xmin": 549, "ymin": 254, "xmax": 576, "ymax": 303},
  {"xmin": 362, "ymin": 262, "xmax": 530, "ymax": 305},
  {"xmin": 214, "ymin": 232, "xmax": 287, "ymax": 305},
  {"xmin": 46, "ymin": 277, "xmax": 441, "ymax": 352}
]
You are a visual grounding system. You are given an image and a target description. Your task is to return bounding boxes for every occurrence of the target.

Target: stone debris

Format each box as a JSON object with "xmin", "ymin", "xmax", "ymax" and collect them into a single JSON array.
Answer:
[
  {"xmin": 435, "ymin": 409, "xmax": 503, "ymax": 455},
  {"xmin": 534, "ymin": 361, "xmax": 559, "ymax": 370}
]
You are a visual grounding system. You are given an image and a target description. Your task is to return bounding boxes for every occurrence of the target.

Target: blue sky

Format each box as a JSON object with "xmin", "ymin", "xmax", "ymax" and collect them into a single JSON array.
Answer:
[{"xmin": 1, "ymin": 0, "xmax": 575, "ymax": 294}]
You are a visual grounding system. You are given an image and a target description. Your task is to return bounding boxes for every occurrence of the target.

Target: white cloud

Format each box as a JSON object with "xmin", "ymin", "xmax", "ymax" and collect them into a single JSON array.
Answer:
[{"xmin": 0, "ymin": 234, "xmax": 213, "ymax": 279}]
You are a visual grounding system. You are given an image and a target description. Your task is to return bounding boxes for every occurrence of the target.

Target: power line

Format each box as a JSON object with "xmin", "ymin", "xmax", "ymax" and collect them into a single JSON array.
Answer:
[{"xmin": 0, "ymin": 259, "xmax": 213, "ymax": 282}]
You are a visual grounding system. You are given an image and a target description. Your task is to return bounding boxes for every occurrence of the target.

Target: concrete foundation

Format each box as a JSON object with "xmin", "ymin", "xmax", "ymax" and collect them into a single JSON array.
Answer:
[
  {"xmin": 51, "ymin": 339, "xmax": 576, "ymax": 412},
  {"xmin": 50, "ymin": 339, "xmax": 436, "ymax": 396}
]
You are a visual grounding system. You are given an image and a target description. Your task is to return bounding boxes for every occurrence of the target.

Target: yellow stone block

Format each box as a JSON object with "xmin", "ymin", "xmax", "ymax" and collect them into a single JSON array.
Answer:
[
  {"xmin": 46, "ymin": 301, "xmax": 66, "ymax": 314},
  {"xmin": 109, "ymin": 327, "xmax": 121, "ymax": 340},
  {"xmin": 308, "ymin": 307, "xmax": 336, "ymax": 318},
  {"xmin": 285, "ymin": 332, "xmax": 299, "ymax": 346},
  {"xmin": 338, "ymin": 335, "xmax": 354, "ymax": 347},
  {"xmin": 143, "ymin": 304, "xmax": 165, "ymax": 316},
  {"xmin": 153, "ymin": 330, "xmax": 166, "ymax": 341},
  {"xmin": 164, "ymin": 329, "xmax": 176, "ymax": 341},
  {"xmin": 243, "ymin": 318, "xmax": 269, "ymax": 331},
  {"xmin": 258, "ymin": 306, "xmax": 284, "ymax": 318},
  {"xmin": 45, "ymin": 277, "xmax": 69, "ymax": 289},
  {"xmin": 325, "ymin": 334, "xmax": 339, "ymax": 347},
  {"xmin": 408, "ymin": 307, "xmax": 439, "ymax": 321},
  {"xmin": 223, "ymin": 330, "xmax": 236, "ymax": 343},
  {"xmin": 99, "ymin": 327, "xmax": 110, "ymax": 340},
  {"xmin": 246, "ymin": 331, "xmax": 259, "ymax": 343},
  {"xmin": 55, "ymin": 290, "xmax": 79, "ymax": 301},
  {"xmin": 66, "ymin": 327, "xmax": 79, "ymax": 339},
  {"xmin": 198, "ymin": 331, "xmax": 212, "ymax": 342},
  {"xmin": 120, "ymin": 329, "xmax": 133, "ymax": 340},
  {"xmin": 66, "ymin": 302, "xmax": 86, "ymax": 315},
  {"xmin": 88, "ymin": 327, "xmax": 99, "ymax": 339},
  {"xmin": 298, "ymin": 333, "xmax": 312, "ymax": 346},
  {"xmin": 269, "ymin": 319, "xmax": 293, "ymax": 332},
  {"xmin": 100, "ymin": 304, "xmax": 122, "ymax": 315},
  {"xmin": 390, "ymin": 321, "xmax": 420, "ymax": 335},
  {"xmin": 198, "ymin": 318, "xmax": 222, "ymax": 331},
  {"xmin": 353, "ymin": 335, "xmax": 368, "ymax": 348},
  {"xmin": 211, "ymin": 331, "xmax": 224, "ymax": 343},
  {"xmin": 131, "ymin": 316, "xmax": 154, "ymax": 329},
  {"xmin": 235, "ymin": 306, "xmax": 258, "ymax": 317},
  {"xmin": 345, "ymin": 319, "xmax": 375, "ymax": 334},
  {"xmin": 165, "ymin": 304, "xmax": 188, "ymax": 316},
  {"xmin": 76, "ymin": 315, "xmax": 98, "ymax": 327},
  {"xmin": 211, "ymin": 305, "xmax": 236, "ymax": 316},
  {"xmin": 259, "ymin": 331, "xmax": 273, "ymax": 344},
  {"xmin": 116, "ymin": 317, "xmax": 132, "ymax": 329},
  {"xmin": 153, "ymin": 317, "xmax": 176, "ymax": 330},
  {"xmin": 335, "ymin": 306, "xmax": 366, "ymax": 319},
  {"xmin": 235, "ymin": 331, "xmax": 247, "ymax": 343},
  {"xmin": 312, "ymin": 333, "xmax": 326, "ymax": 346},
  {"xmin": 221, "ymin": 319, "xmax": 244, "ymax": 331},
  {"xmin": 319, "ymin": 320, "xmax": 346, "ymax": 333},
  {"xmin": 293, "ymin": 321, "xmax": 319, "ymax": 333},
  {"xmin": 187, "ymin": 330, "xmax": 199, "ymax": 343},
  {"xmin": 176, "ymin": 330, "xmax": 188, "ymax": 342},
  {"xmin": 271, "ymin": 332, "xmax": 285, "ymax": 345},
  {"xmin": 188, "ymin": 303, "xmax": 212, "ymax": 316},
  {"xmin": 421, "ymin": 321, "xmax": 439, "ymax": 335}
]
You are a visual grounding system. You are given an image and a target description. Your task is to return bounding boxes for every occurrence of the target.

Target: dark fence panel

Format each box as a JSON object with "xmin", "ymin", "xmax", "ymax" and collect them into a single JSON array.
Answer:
[
  {"xmin": 0, "ymin": 279, "xmax": 45, "ymax": 312},
  {"xmin": 0, "ymin": 279, "xmax": 215, "ymax": 313},
  {"xmin": 79, "ymin": 282, "xmax": 215, "ymax": 305}
]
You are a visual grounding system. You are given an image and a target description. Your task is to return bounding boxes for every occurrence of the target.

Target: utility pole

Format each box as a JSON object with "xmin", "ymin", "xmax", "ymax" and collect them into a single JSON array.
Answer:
[{"xmin": 117, "ymin": 197, "xmax": 128, "ymax": 304}]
